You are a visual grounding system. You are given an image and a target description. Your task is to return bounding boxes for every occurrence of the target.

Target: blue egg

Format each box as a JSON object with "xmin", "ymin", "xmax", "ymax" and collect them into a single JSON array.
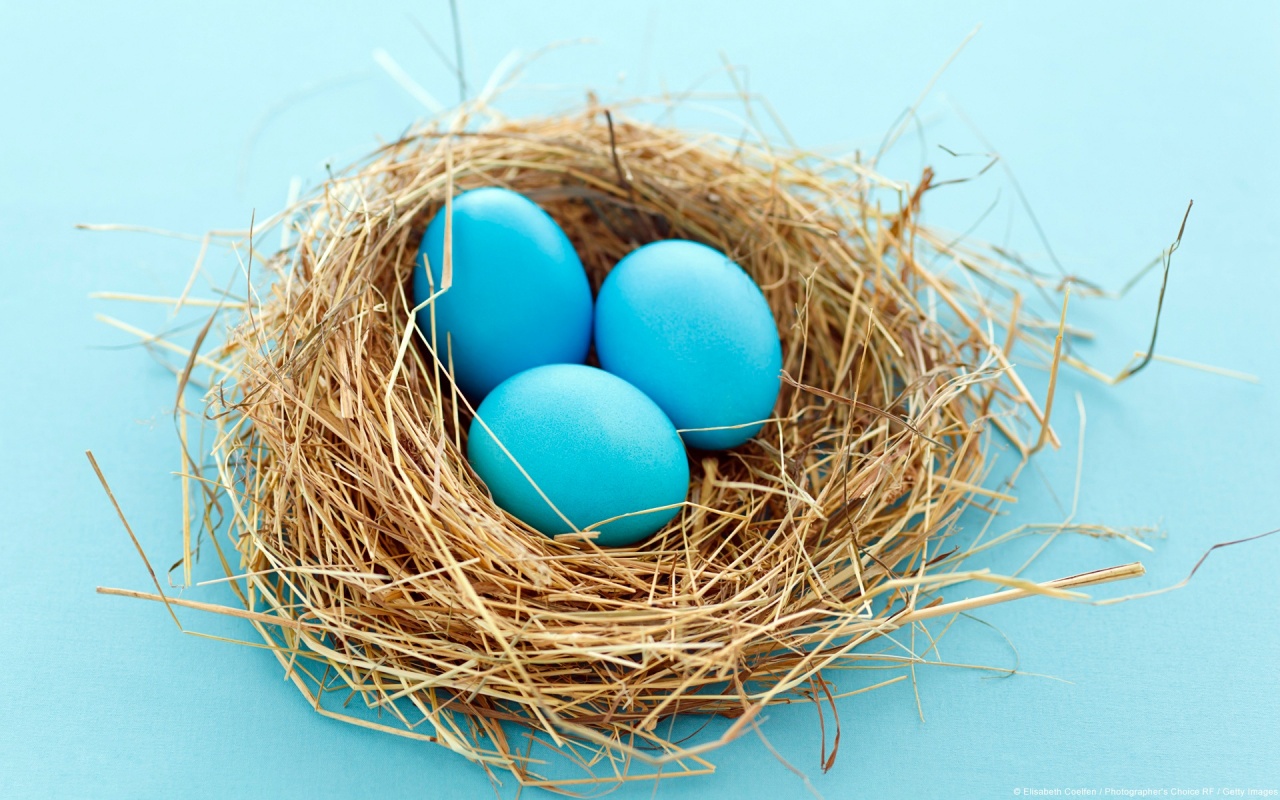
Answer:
[
  {"xmin": 413, "ymin": 187, "xmax": 592, "ymax": 401},
  {"xmin": 467, "ymin": 365, "xmax": 689, "ymax": 547},
  {"xmin": 594, "ymin": 240, "xmax": 783, "ymax": 450}
]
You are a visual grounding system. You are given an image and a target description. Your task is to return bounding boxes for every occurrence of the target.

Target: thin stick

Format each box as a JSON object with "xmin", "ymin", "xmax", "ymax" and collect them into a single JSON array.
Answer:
[
  {"xmin": 96, "ymin": 315, "xmax": 232, "ymax": 375},
  {"xmin": 1117, "ymin": 200, "xmax": 1192, "ymax": 382},
  {"xmin": 1032, "ymin": 285, "xmax": 1070, "ymax": 453},
  {"xmin": 900, "ymin": 562, "xmax": 1145, "ymax": 624},
  {"xmin": 90, "ymin": 292, "xmax": 245, "ymax": 309},
  {"xmin": 96, "ymin": 587, "xmax": 317, "ymax": 630},
  {"xmin": 87, "ymin": 453, "xmax": 182, "ymax": 629}
]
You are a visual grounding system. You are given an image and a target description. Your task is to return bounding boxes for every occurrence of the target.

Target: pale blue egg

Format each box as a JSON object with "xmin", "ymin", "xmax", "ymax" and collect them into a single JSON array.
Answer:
[
  {"xmin": 413, "ymin": 187, "xmax": 592, "ymax": 401},
  {"xmin": 467, "ymin": 364, "xmax": 689, "ymax": 547},
  {"xmin": 594, "ymin": 240, "xmax": 783, "ymax": 450}
]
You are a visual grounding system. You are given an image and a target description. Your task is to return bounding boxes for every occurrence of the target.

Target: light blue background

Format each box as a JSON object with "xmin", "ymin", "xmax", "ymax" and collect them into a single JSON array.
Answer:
[{"xmin": 2, "ymin": 2, "xmax": 1277, "ymax": 798}]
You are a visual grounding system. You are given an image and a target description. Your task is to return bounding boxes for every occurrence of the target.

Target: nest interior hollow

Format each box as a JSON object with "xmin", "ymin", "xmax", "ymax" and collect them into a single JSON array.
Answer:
[{"xmin": 206, "ymin": 106, "xmax": 1038, "ymax": 785}]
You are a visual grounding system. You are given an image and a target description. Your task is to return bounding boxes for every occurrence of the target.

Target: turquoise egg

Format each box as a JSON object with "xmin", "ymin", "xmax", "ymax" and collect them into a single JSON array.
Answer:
[
  {"xmin": 594, "ymin": 240, "xmax": 783, "ymax": 450},
  {"xmin": 413, "ymin": 187, "xmax": 592, "ymax": 401},
  {"xmin": 467, "ymin": 364, "xmax": 689, "ymax": 547}
]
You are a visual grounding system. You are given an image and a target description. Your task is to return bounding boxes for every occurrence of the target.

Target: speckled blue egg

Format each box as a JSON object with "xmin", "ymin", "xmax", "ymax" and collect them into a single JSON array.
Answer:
[
  {"xmin": 594, "ymin": 240, "xmax": 783, "ymax": 450},
  {"xmin": 413, "ymin": 187, "xmax": 592, "ymax": 401},
  {"xmin": 467, "ymin": 364, "xmax": 689, "ymax": 547}
]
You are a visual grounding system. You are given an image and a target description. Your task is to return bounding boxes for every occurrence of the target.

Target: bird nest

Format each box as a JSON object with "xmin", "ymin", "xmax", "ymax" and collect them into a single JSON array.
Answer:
[{"xmin": 97, "ymin": 102, "xmax": 1147, "ymax": 792}]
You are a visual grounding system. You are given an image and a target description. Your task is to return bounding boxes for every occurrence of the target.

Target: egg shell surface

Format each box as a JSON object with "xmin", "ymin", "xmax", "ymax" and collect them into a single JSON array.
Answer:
[
  {"xmin": 594, "ymin": 240, "xmax": 783, "ymax": 450},
  {"xmin": 413, "ymin": 187, "xmax": 593, "ymax": 401},
  {"xmin": 467, "ymin": 364, "xmax": 690, "ymax": 547}
]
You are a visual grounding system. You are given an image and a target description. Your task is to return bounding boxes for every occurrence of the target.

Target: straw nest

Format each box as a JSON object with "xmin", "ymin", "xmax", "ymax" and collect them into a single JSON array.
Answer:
[{"xmin": 104, "ymin": 102, "xmax": 1148, "ymax": 790}]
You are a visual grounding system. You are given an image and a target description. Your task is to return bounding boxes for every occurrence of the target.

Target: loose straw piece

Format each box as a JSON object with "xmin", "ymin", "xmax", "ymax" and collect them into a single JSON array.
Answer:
[{"xmin": 899, "ymin": 562, "xmax": 1145, "ymax": 624}]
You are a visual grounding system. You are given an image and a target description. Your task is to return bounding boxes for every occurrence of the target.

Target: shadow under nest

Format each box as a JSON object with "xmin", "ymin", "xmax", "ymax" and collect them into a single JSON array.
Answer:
[{"xmin": 185, "ymin": 107, "xmax": 1049, "ymax": 788}]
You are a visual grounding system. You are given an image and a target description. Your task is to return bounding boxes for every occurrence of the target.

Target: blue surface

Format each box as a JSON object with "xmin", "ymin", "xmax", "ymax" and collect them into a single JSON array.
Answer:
[
  {"xmin": 415, "ymin": 187, "xmax": 593, "ymax": 402},
  {"xmin": 469, "ymin": 364, "xmax": 688, "ymax": 545},
  {"xmin": 595, "ymin": 240, "xmax": 783, "ymax": 450},
  {"xmin": 2, "ymin": 2, "xmax": 1278, "ymax": 798}
]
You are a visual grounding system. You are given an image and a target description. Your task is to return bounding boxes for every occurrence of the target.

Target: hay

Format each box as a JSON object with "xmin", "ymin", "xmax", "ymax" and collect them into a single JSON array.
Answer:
[{"xmin": 96, "ymin": 100, "xmax": 1149, "ymax": 790}]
